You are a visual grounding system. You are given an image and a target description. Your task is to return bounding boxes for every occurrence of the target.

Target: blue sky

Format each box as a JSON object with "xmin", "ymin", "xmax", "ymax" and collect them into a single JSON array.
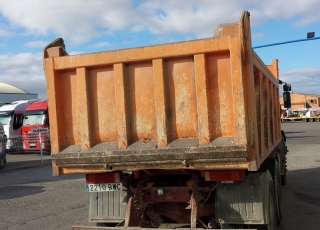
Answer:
[{"xmin": 1, "ymin": 0, "xmax": 320, "ymax": 99}]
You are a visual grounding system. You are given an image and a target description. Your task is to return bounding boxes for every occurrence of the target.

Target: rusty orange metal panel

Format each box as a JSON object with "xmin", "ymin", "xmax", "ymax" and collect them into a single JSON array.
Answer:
[
  {"xmin": 262, "ymin": 75, "xmax": 268, "ymax": 153},
  {"xmin": 51, "ymin": 38, "xmax": 229, "ymax": 71},
  {"xmin": 165, "ymin": 56, "xmax": 198, "ymax": 139},
  {"xmin": 88, "ymin": 66, "xmax": 118, "ymax": 143},
  {"xmin": 43, "ymin": 11, "xmax": 282, "ymax": 175},
  {"xmin": 152, "ymin": 59, "xmax": 168, "ymax": 147},
  {"xmin": 268, "ymin": 80, "xmax": 273, "ymax": 147},
  {"xmin": 56, "ymin": 69, "xmax": 80, "ymax": 147},
  {"xmin": 253, "ymin": 68, "xmax": 262, "ymax": 158},
  {"xmin": 251, "ymin": 59, "xmax": 281, "ymax": 162},
  {"xmin": 206, "ymin": 51, "xmax": 235, "ymax": 138},
  {"xmin": 114, "ymin": 63, "xmax": 128, "ymax": 149},
  {"xmin": 267, "ymin": 59, "xmax": 279, "ymax": 79},
  {"xmin": 127, "ymin": 61, "xmax": 156, "ymax": 142},
  {"xmin": 214, "ymin": 22, "xmax": 240, "ymax": 37},
  {"xmin": 194, "ymin": 54, "xmax": 210, "ymax": 145},
  {"xmin": 270, "ymin": 82, "xmax": 275, "ymax": 145},
  {"xmin": 44, "ymin": 58, "xmax": 60, "ymax": 154},
  {"xmin": 274, "ymin": 84, "xmax": 279, "ymax": 140},
  {"xmin": 76, "ymin": 67, "xmax": 92, "ymax": 151},
  {"xmin": 228, "ymin": 36, "xmax": 247, "ymax": 147}
]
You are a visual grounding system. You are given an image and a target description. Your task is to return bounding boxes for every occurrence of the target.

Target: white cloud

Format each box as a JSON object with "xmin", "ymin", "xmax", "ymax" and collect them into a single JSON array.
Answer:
[
  {"xmin": 1, "ymin": 0, "xmax": 320, "ymax": 102},
  {"xmin": 0, "ymin": 0, "xmax": 133, "ymax": 44},
  {"xmin": 23, "ymin": 40, "xmax": 48, "ymax": 48},
  {"xmin": 0, "ymin": 29, "xmax": 13, "ymax": 37},
  {"xmin": 91, "ymin": 42, "xmax": 111, "ymax": 49},
  {"xmin": 0, "ymin": 53, "xmax": 47, "ymax": 99},
  {"xmin": 293, "ymin": 14, "xmax": 320, "ymax": 27},
  {"xmin": 247, "ymin": 0, "xmax": 320, "ymax": 26},
  {"xmin": 252, "ymin": 32, "xmax": 264, "ymax": 39},
  {"xmin": 280, "ymin": 67, "xmax": 320, "ymax": 95},
  {"xmin": 1, "ymin": 0, "xmax": 320, "ymax": 44}
]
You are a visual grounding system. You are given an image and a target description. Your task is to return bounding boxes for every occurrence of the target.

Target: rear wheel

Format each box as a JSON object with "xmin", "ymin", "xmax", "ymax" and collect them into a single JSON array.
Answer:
[
  {"xmin": 281, "ymin": 156, "xmax": 287, "ymax": 186},
  {"xmin": 274, "ymin": 161, "xmax": 282, "ymax": 224},
  {"xmin": 259, "ymin": 159, "xmax": 282, "ymax": 225},
  {"xmin": 255, "ymin": 180, "xmax": 277, "ymax": 230},
  {"xmin": 0, "ymin": 157, "xmax": 5, "ymax": 170},
  {"xmin": 266, "ymin": 184, "xmax": 277, "ymax": 230},
  {"xmin": 251, "ymin": 174, "xmax": 277, "ymax": 230}
]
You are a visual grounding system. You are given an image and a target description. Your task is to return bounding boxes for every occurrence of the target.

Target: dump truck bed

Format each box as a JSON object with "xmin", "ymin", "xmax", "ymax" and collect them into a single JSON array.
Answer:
[{"xmin": 43, "ymin": 12, "xmax": 281, "ymax": 176}]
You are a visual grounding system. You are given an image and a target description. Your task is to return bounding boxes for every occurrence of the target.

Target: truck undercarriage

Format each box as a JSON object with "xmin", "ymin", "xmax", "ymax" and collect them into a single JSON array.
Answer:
[{"xmin": 74, "ymin": 144, "xmax": 286, "ymax": 230}]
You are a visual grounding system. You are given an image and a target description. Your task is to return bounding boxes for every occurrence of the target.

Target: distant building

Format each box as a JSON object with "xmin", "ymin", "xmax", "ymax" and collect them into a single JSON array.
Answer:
[
  {"xmin": 279, "ymin": 92, "xmax": 320, "ymax": 110},
  {"xmin": 0, "ymin": 83, "xmax": 38, "ymax": 104}
]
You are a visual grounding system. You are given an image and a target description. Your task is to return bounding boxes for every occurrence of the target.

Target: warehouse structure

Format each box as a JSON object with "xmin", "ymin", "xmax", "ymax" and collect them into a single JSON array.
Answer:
[
  {"xmin": 0, "ymin": 82, "xmax": 37, "ymax": 104},
  {"xmin": 279, "ymin": 92, "xmax": 320, "ymax": 110}
]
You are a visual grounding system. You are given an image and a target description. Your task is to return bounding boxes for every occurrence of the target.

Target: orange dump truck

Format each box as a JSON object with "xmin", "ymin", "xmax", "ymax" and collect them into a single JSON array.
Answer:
[{"xmin": 43, "ymin": 11, "xmax": 288, "ymax": 230}]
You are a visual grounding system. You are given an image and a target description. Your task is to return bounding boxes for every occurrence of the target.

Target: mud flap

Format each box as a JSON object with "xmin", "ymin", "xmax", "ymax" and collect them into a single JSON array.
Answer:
[
  {"xmin": 215, "ymin": 171, "xmax": 272, "ymax": 225},
  {"xmin": 89, "ymin": 190, "xmax": 127, "ymax": 224}
]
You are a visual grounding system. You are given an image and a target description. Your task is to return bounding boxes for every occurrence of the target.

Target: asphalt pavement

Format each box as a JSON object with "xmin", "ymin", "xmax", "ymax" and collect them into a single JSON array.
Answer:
[{"xmin": 2, "ymin": 151, "xmax": 52, "ymax": 171}]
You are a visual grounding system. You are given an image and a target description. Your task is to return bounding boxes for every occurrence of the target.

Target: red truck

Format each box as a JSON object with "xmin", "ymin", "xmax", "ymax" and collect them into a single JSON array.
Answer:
[{"xmin": 21, "ymin": 99, "xmax": 50, "ymax": 153}]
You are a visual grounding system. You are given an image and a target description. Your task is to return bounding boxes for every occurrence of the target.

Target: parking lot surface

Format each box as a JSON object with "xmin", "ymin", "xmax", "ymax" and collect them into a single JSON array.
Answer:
[{"xmin": 2, "ymin": 152, "xmax": 51, "ymax": 171}]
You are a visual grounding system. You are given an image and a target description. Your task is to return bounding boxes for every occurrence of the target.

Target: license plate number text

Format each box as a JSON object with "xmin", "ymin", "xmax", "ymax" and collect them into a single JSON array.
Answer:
[{"xmin": 85, "ymin": 183, "xmax": 122, "ymax": 192}]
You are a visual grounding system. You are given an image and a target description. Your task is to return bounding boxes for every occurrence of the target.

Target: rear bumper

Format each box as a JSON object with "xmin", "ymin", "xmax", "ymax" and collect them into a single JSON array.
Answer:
[{"xmin": 52, "ymin": 142, "xmax": 250, "ymax": 175}]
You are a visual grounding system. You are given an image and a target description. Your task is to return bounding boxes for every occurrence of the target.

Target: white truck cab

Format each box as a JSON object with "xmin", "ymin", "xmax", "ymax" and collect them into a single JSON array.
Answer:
[{"xmin": 0, "ymin": 100, "xmax": 37, "ymax": 151}]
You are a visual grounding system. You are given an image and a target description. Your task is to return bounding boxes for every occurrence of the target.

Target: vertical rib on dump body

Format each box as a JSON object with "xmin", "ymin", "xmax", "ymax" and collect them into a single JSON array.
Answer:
[{"xmin": 43, "ymin": 11, "xmax": 281, "ymax": 176}]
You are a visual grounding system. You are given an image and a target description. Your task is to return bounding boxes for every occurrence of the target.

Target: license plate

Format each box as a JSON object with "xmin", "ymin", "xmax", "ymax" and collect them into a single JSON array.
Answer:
[
  {"xmin": 85, "ymin": 183, "xmax": 122, "ymax": 192},
  {"xmin": 29, "ymin": 143, "xmax": 36, "ymax": 147}
]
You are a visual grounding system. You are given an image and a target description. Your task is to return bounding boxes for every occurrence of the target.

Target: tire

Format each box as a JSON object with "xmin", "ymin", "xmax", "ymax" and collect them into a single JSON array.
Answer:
[
  {"xmin": 281, "ymin": 156, "xmax": 287, "ymax": 186},
  {"xmin": 310, "ymin": 118, "xmax": 314, "ymax": 122},
  {"xmin": 266, "ymin": 183, "xmax": 277, "ymax": 230},
  {"xmin": 256, "ymin": 175, "xmax": 277, "ymax": 230},
  {"xmin": 259, "ymin": 159, "xmax": 282, "ymax": 225},
  {"xmin": 315, "ymin": 118, "xmax": 320, "ymax": 122},
  {"xmin": 274, "ymin": 161, "xmax": 283, "ymax": 224},
  {"xmin": 0, "ymin": 157, "xmax": 5, "ymax": 170},
  {"xmin": 281, "ymin": 131, "xmax": 286, "ymax": 143},
  {"xmin": 302, "ymin": 118, "xmax": 307, "ymax": 122},
  {"xmin": 281, "ymin": 173, "xmax": 286, "ymax": 186}
]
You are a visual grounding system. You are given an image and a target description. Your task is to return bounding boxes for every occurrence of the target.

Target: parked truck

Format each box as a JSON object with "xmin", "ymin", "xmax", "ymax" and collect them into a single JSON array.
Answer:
[
  {"xmin": 43, "ymin": 11, "xmax": 288, "ymax": 229},
  {"xmin": 0, "ymin": 99, "xmax": 37, "ymax": 151},
  {"xmin": 21, "ymin": 99, "xmax": 50, "ymax": 153}
]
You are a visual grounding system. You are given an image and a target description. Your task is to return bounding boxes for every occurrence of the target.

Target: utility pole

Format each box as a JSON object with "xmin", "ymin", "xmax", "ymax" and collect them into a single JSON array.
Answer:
[
  {"xmin": 253, "ymin": 32, "xmax": 318, "ymax": 110},
  {"xmin": 253, "ymin": 32, "xmax": 320, "ymax": 49}
]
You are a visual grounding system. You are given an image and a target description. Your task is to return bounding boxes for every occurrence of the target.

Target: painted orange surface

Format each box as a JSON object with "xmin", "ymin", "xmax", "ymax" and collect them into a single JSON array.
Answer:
[{"xmin": 43, "ymin": 11, "xmax": 281, "ymax": 175}]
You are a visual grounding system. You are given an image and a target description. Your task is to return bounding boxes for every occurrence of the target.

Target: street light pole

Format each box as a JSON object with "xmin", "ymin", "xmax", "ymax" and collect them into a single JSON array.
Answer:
[
  {"xmin": 254, "ymin": 32, "xmax": 317, "ymax": 110},
  {"xmin": 253, "ymin": 33, "xmax": 319, "ymax": 49}
]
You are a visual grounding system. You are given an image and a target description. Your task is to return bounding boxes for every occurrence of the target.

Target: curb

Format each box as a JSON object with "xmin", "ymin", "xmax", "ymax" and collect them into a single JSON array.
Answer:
[{"xmin": 3, "ymin": 158, "xmax": 52, "ymax": 172}]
